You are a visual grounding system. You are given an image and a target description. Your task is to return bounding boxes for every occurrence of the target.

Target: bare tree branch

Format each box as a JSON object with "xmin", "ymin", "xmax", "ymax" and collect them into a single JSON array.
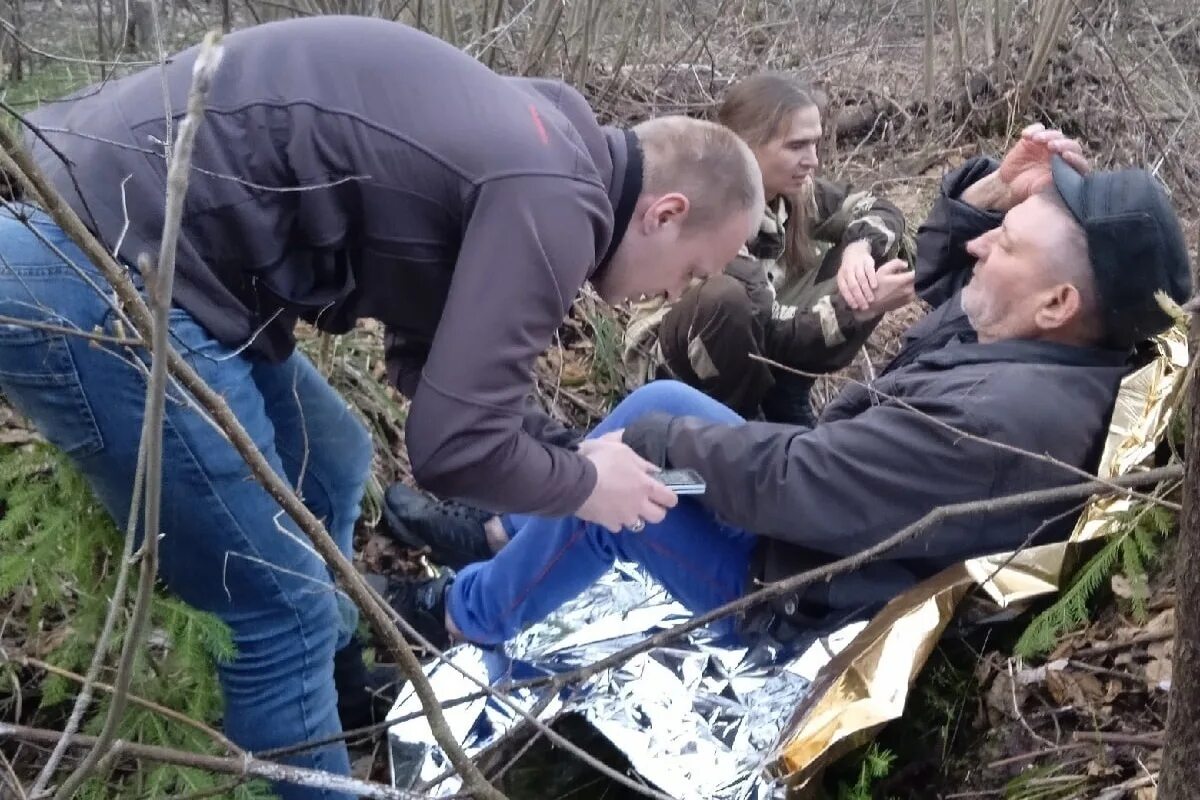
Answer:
[
  {"xmin": 27, "ymin": 431, "xmax": 148, "ymax": 798},
  {"xmin": 0, "ymin": 312, "xmax": 142, "ymax": 346},
  {"xmin": 0, "ymin": 16, "xmax": 156, "ymax": 66},
  {"xmin": 0, "ymin": 748, "xmax": 26, "ymax": 800},
  {"xmin": 0, "ymin": 723, "xmax": 426, "ymax": 800}
]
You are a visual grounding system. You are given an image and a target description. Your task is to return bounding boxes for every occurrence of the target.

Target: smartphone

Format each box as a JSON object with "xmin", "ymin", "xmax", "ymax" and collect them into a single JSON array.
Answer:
[{"xmin": 655, "ymin": 467, "xmax": 707, "ymax": 495}]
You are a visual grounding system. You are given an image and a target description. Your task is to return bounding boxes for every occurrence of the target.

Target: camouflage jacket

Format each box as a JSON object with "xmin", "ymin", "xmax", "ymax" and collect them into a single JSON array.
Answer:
[{"xmin": 622, "ymin": 177, "xmax": 908, "ymax": 388}]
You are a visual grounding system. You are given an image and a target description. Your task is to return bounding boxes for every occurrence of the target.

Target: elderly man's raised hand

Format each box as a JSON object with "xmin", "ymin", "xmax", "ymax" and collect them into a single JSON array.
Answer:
[
  {"xmin": 961, "ymin": 123, "xmax": 1091, "ymax": 212},
  {"xmin": 997, "ymin": 124, "xmax": 1091, "ymax": 205}
]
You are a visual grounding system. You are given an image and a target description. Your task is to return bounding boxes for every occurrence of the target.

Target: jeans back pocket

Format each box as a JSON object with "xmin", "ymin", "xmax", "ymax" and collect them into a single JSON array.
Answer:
[{"xmin": 0, "ymin": 321, "xmax": 105, "ymax": 458}]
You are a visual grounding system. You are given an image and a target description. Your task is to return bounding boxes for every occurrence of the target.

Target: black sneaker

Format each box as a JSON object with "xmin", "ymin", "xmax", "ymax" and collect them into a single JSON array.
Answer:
[
  {"xmin": 381, "ymin": 483, "xmax": 494, "ymax": 570},
  {"xmin": 381, "ymin": 569, "xmax": 455, "ymax": 652}
]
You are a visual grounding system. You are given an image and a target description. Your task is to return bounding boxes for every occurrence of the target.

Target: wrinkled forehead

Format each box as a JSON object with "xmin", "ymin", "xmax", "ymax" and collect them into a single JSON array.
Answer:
[{"xmin": 1003, "ymin": 193, "xmax": 1069, "ymax": 249}]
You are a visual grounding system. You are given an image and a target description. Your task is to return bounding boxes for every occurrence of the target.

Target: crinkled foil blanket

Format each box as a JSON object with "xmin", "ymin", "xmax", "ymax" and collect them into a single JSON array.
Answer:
[{"xmin": 387, "ymin": 563, "xmax": 866, "ymax": 798}]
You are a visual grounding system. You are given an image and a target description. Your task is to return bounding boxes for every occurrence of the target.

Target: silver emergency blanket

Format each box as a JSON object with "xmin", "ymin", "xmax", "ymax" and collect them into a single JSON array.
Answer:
[{"xmin": 387, "ymin": 563, "xmax": 865, "ymax": 798}]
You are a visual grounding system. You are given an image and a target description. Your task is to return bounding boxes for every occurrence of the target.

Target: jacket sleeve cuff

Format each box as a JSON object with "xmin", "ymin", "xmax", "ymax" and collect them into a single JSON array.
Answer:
[
  {"xmin": 940, "ymin": 156, "xmax": 1006, "ymax": 228},
  {"xmin": 621, "ymin": 412, "xmax": 675, "ymax": 467}
]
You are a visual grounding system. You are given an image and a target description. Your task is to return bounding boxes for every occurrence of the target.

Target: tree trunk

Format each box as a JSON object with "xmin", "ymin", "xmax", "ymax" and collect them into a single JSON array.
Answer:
[{"xmin": 1160, "ymin": 310, "xmax": 1200, "ymax": 797}]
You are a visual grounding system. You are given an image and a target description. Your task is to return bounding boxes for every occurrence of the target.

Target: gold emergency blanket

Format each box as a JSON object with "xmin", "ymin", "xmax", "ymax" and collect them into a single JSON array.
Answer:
[{"xmin": 771, "ymin": 326, "xmax": 1189, "ymax": 793}]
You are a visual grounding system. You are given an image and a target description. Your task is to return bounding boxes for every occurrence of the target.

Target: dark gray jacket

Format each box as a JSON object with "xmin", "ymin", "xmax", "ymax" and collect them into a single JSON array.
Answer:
[
  {"xmin": 27, "ymin": 16, "xmax": 640, "ymax": 516},
  {"xmin": 624, "ymin": 158, "xmax": 1132, "ymax": 637}
]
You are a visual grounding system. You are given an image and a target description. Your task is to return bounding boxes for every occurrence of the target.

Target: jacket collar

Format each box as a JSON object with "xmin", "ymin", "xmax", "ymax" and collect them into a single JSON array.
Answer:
[
  {"xmin": 594, "ymin": 128, "xmax": 643, "ymax": 274},
  {"xmin": 915, "ymin": 336, "xmax": 1131, "ymax": 370}
]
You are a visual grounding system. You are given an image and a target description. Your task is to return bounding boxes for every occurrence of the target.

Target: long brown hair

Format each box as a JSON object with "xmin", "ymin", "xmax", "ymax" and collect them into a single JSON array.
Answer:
[{"xmin": 717, "ymin": 72, "xmax": 825, "ymax": 279}]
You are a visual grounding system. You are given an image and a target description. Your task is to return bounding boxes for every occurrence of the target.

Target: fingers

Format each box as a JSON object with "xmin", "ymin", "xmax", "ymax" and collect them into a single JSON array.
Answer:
[
  {"xmin": 876, "ymin": 258, "xmax": 907, "ymax": 276},
  {"xmin": 1027, "ymin": 126, "xmax": 1089, "ymax": 167},
  {"xmin": 644, "ymin": 473, "xmax": 679, "ymax": 509},
  {"xmin": 836, "ymin": 269, "xmax": 855, "ymax": 310},
  {"xmin": 1021, "ymin": 122, "xmax": 1046, "ymax": 139},
  {"xmin": 1029, "ymin": 127, "xmax": 1063, "ymax": 145},
  {"xmin": 858, "ymin": 257, "xmax": 878, "ymax": 291},
  {"xmin": 1059, "ymin": 150, "xmax": 1091, "ymax": 175},
  {"xmin": 839, "ymin": 255, "xmax": 875, "ymax": 308},
  {"xmin": 638, "ymin": 498, "xmax": 669, "ymax": 526},
  {"xmin": 623, "ymin": 474, "xmax": 678, "ymax": 532},
  {"xmin": 1047, "ymin": 136, "xmax": 1082, "ymax": 155}
]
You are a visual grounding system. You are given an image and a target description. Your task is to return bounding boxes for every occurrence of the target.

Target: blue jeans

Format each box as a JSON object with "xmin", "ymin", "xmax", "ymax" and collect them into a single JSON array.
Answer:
[
  {"xmin": 0, "ymin": 206, "xmax": 371, "ymax": 799},
  {"xmin": 447, "ymin": 381, "xmax": 758, "ymax": 645}
]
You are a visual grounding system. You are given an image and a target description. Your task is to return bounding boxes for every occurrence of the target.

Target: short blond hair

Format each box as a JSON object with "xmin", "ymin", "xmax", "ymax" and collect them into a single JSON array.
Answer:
[{"xmin": 632, "ymin": 115, "xmax": 764, "ymax": 235}]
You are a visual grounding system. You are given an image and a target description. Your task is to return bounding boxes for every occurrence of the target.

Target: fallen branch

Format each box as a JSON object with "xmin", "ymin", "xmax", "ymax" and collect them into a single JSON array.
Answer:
[
  {"xmin": 1070, "ymin": 630, "xmax": 1174, "ymax": 659},
  {"xmin": 1094, "ymin": 772, "xmax": 1158, "ymax": 800},
  {"xmin": 0, "ymin": 723, "xmax": 422, "ymax": 800},
  {"xmin": 1073, "ymin": 730, "xmax": 1165, "ymax": 747}
]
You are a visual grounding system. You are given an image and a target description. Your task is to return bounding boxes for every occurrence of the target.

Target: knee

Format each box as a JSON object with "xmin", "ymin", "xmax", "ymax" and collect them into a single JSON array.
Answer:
[
  {"xmin": 610, "ymin": 380, "xmax": 736, "ymax": 425},
  {"xmin": 219, "ymin": 593, "xmax": 343, "ymax": 745},
  {"xmin": 693, "ymin": 274, "xmax": 756, "ymax": 328}
]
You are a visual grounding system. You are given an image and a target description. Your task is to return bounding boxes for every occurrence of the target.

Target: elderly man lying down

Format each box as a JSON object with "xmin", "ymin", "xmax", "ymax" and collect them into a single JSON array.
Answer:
[{"xmin": 380, "ymin": 126, "xmax": 1192, "ymax": 651}]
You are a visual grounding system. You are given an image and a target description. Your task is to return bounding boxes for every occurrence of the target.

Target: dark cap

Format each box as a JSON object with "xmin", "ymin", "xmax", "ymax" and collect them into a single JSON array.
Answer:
[{"xmin": 1051, "ymin": 156, "xmax": 1192, "ymax": 349}]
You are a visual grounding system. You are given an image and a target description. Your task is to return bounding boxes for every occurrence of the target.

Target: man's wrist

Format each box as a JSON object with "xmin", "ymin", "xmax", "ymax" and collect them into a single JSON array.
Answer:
[
  {"xmin": 960, "ymin": 171, "xmax": 1014, "ymax": 212},
  {"xmin": 621, "ymin": 412, "xmax": 674, "ymax": 467}
]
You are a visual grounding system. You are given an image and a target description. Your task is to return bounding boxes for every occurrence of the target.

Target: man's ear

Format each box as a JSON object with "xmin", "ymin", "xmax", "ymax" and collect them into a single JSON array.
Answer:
[
  {"xmin": 1034, "ymin": 283, "xmax": 1083, "ymax": 331},
  {"xmin": 640, "ymin": 192, "xmax": 690, "ymax": 232}
]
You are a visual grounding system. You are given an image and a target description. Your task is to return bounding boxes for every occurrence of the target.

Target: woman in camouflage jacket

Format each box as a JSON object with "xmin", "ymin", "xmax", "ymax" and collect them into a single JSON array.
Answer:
[{"xmin": 623, "ymin": 72, "xmax": 916, "ymax": 425}]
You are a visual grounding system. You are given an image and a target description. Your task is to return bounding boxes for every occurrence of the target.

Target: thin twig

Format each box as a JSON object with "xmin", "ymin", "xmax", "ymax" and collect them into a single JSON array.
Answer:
[
  {"xmin": 1072, "ymin": 730, "xmax": 1164, "ymax": 747},
  {"xmin": 0, "ymin": 17, "xmax": 157, "ymax": 66},
  {"xmin": 987, "ymin": 742, "xmax": 1088, "ymax": 770},
  {"xmin": 2, "ymin": 651, "xmax": 240, "ymax": 754},
  {"xmin": 27, "ymin": 434, "xmax": 148, "ymax": 798},
  {"xmin": 0, "ymin": 723, "xmax": 422, "ymax": 800},
  {"xmin": 0, "ymin": 313, "xmax": 142, "ymax": 346},
  {"xmin": 1093, "ymin": 772, "xmax": 1159, "ymax": 800},
  {"xmin": 1009, "ymin": 658, "xmax": 1056, "ymax": 747},
  {"xmin": 1070, "ymin": 630, "xmax": 1174, "ymax": 659},
  {"xmin": 0, "ymin": 748, "xmax": 27, "ymax": 800}
]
